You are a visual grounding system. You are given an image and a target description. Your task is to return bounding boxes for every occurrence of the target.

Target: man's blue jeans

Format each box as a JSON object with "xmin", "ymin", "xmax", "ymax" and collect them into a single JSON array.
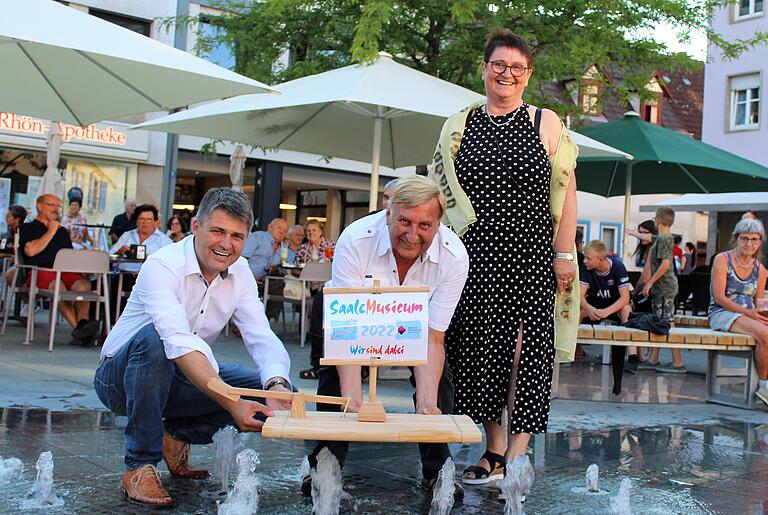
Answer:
[{"xmin": 94, "ymin": 324, "xmax": 263, "ymax": 470}]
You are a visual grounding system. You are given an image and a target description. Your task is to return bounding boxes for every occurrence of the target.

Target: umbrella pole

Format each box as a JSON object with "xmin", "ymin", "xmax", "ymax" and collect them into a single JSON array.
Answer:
[
  {"xmin": 368, "ymin": 117, "xmax": 383, "ymax": 212},
  {"xmin": 622, "ymin": 162, "xmax": 634, "ymax": 260}
]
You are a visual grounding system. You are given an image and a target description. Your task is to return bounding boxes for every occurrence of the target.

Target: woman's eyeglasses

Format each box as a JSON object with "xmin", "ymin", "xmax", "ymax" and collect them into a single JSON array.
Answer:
[
  {"xmin": 488, "ymin": 60, "xmax": 529, "ymax": 77},
  {"xmin": 738, "ymin": 235, "xmax": 762, "ymax": 244}
]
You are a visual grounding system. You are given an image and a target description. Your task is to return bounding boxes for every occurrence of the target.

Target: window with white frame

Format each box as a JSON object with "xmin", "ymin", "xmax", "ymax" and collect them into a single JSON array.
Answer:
[
  {"xmin": 576, "ymin": 222, "xmax": 589, "ymax": 245},
  {"xmin": 730, "ymin": 74, "xmax": 761, "ymax": 130},
  {"xmin": 734, "ymin": 0, "xmax": 764, "ymax": 20},
  {"xmin": 601, "ymin": 225, "xmax": 619, "ymax": 256}
]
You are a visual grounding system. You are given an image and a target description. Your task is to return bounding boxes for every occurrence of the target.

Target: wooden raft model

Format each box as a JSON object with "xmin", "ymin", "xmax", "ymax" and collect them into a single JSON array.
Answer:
[{"xmin": 207, "ymin": 361, "xmax": 481, "ymax": 444}]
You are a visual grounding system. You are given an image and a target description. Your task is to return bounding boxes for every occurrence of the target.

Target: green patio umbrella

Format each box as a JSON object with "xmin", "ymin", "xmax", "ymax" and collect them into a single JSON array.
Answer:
[{"xmin": 578, "ymin": 112, "xmax": 768, "ymax": 248}]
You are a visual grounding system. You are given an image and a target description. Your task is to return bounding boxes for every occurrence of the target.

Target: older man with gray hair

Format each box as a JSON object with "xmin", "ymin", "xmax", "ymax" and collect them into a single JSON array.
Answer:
[
  {"xmin": 96, "ymin": 188, "xmax": 291, "ymax": 507},
  {"xmin": 382, "ymin": 178, "xmax": 399, "ymax": 209},
  {"xmin": 110, "ymin": 198, "xmax": 137, "ymax": 243},
  {"xmin": 303, "ymin": 175, "xmax": 469, "ymax": 498}
]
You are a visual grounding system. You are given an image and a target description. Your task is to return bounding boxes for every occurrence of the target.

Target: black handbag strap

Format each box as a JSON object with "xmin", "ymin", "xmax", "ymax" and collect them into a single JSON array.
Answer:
[{"xmin": 534, "ymin": 107, "xmax": 543, "ymax": 135}]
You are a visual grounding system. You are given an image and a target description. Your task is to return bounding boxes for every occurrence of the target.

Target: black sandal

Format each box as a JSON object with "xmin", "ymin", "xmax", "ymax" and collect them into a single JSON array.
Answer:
[
  {"xmin": 461, "ymin": 450, "xmax": 506, "ymax": 485},
  {"xmin": 299, "ymin": 367, "xmax": 320, "ymax": 380}
]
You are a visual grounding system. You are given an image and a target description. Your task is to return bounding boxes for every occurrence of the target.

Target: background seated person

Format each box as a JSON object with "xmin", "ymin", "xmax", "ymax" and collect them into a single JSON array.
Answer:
[
  {"xmin": 285, "ymin": 224, "xmax": 304, "ymax": 265},
  {"xmin": 579, "ymin": 240, "xmax": 634, "ymax": 368},
  {"xmin": 241, "ymin": 217, "xmax": 288, "ymax": 322},
  {"xmin": 2, "ymin": 204, "xmax": 26, "ymax": 240},
  {"xmin": 708, "ymin": 218, "xmax": 768, "ymax": 405},
  {"xmin": 295, "ymin": 220, "xmax": 334, "ymax": 297},
  {"xmin": 110, "ymin": 204, "xmax": 172, "ymax": 317},
  {"xmin": 579, "ymin": 240, "xmax": 632, "ymax": 324},
  {"xmin": 110, "ymin": 199, "xmax": 136, "ymax": 244},
  {"xmin": 61, "ymin": 197, "xmax": 93, "ymax": 250},
  {"xmin": 166, "ymin": 215, "xmax": 188, "ymax": 243},
  {"xmin": 19, "ymin": 194, "xmax": 99, "ymax": 346},
  {"xmin": 295, "ymin": 220, "xmax": 334, "ymax": 265},
  {"xmin": 4, "ymin": 204, "xmax": 27, "ymax": 288}
]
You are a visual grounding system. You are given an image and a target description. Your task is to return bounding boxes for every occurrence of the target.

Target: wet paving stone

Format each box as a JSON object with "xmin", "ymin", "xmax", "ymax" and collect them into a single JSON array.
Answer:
[{"xmin": 2, "ymin": 407, "xmax": 768, "ymax": 513}]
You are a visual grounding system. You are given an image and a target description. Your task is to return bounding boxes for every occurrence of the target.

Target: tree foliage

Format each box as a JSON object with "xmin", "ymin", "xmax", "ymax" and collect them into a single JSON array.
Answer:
[{"xmin": 173, "ymin": 0, "xmax": 766, "ymax": 119}]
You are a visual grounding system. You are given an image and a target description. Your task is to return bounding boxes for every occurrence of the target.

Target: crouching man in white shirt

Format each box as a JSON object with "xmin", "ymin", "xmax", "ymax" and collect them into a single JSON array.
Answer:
[
  {"xmin": 95, "ymin": 188, "xmax": 292, "ymax": 507},
  {"xmin": 304, "ymin": 175, "xmax": 469, "ymax": 498}
]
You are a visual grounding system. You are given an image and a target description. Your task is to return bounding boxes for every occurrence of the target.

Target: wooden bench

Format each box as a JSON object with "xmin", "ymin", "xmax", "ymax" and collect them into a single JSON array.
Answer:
[
  {"xmin": 673, "ymin": 314, "xmax": 710, "ymax": 327},
  {"xmin": 571, "ymin": 323, "xmax": 758, "ymax": 409}
]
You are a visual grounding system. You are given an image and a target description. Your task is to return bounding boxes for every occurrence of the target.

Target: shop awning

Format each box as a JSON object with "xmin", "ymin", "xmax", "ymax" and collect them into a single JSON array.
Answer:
[{"xmin": 639, "ymin": 192, "xmax": 768, "ymax": 212}]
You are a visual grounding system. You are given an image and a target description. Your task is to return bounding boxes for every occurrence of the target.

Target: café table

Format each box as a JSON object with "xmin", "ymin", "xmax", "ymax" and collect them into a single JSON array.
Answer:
[
  {"xmin": 73, "ymin": 223, "xmax": 112, "ymax": 251},
  {"xmin": 110, "ymin": 255, "xmax": 146, "ymax": 316},
  {"xmin": 263, "ymin": 261, "xmax": 331, "ymax": 347}
]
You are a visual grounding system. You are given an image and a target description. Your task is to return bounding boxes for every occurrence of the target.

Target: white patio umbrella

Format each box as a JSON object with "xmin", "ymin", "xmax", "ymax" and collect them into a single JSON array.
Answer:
[
  {"xmin": 229, "ymin": 145, "xmax": 247, "ymax": 192},
  {"xmin": 135, "ymin": 52, "xmax": 631, "ymax": 210},
  {"xmin": 37, "ymin": 124, "xmax": 64, "ymax": 198},
  {"xmin": 135, "ymin": 52, "xmax": 481, "ymax": 210},
  {"xmin": 0, "ymin": 0, "xmax": 278, "ymax": 127}
]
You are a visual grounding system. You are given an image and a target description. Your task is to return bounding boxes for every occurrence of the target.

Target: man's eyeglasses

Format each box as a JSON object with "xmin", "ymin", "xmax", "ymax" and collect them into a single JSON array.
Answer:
[
  {"xmin": 738, "ymin": 235, "xmax": 762, "ymax": 244},
  {"xmin": 488, "ymin": 60, "xmax": 530, "ymax": 77}
]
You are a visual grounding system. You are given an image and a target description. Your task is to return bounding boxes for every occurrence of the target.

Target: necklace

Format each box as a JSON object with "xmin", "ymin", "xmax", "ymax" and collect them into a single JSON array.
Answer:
[
  {"xmin": 733, "ymin": 251, "xmax": 754, "ymax": 267},
  {"xmin": 486, "ymin": 103, "xmax": 525, "ymax": 128}
]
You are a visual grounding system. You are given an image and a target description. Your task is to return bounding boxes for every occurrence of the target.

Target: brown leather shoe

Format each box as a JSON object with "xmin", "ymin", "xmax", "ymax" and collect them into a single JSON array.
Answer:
[
  {"xmin": 122, "ymin": 464, "xmax": 173, "ymax": 507},
  {"xmin": 163, "ymin": 433, "xmax": 209, "ymax": 479}
]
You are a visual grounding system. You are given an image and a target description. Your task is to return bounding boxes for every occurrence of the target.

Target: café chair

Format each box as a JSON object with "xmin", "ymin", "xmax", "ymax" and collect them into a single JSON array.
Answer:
[
  {"xmin": 1, "ymin": 232, "xmax": 37, "ymax": 345},
  {"xmin": 264, "ymin": 262, "xmax": 332, "ymax": 347},
  {"xmin": 29, "ymin": 249, "xmax": 112, "ymax": 351}
]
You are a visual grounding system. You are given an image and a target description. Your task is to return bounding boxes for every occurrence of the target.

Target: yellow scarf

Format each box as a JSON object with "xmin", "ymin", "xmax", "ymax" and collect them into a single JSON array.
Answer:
[{"xmin": 428, "ymin": 101, "xmax": 580, "ymax": 363}]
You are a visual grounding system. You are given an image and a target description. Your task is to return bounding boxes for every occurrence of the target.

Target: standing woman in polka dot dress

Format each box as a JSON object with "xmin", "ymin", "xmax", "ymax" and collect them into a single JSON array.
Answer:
[{"xmin": 429, "ymin": 29, "xmax": 579, "ymax": 484}]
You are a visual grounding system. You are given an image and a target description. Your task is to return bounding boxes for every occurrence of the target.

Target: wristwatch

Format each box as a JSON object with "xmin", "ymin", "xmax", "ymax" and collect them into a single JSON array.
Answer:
[
  {"xmin": 554, "ymin": 252, "xmax": 575, "ymax": 261},
  {"xmin": 264, "ymin": 377, "xmax": 290, "ymax": 391}
]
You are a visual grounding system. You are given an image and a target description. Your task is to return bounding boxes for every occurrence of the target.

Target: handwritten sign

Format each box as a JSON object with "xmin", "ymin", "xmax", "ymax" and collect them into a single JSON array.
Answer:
[{"xmin": 323, "ymin": 287, "xmax": 429, "ymax": 362}]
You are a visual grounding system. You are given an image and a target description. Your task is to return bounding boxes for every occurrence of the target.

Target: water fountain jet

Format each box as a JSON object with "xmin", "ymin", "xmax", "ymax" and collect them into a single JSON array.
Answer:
[
  {"xmin": 571, "ymin": 463, "xmax": 609, "ymax": 495},
  {"xmin": 213, "ymin": 425, "xmax": 244, "ymax": 495},
  {"xmin": 0, "ymin": 456, "xmax": 23, "ymax": 485},
  {"xmin": 610, "ymin": 477, "xmax": 632, "ymax": 514},
  {"xmin": 217, "ymin": 449, "xmax": 260, "ymax": 515},
  {"xmin": 21, "ymin": 451, "xmax": 63, "ymax": 509},
  {"xmin": 311, "ymin": 448, "xmax": 343, "ymax": 515},
  {"xmin": 500, "ymin": 454, "xmax": 534, "ymax": 515},
  {"xmin": 586, "ymin": 464, "xmax": 599, "ymax": 492},
  {"xmin": 428, "ymin": 458, "xmax": 455, "ymax": 515}
]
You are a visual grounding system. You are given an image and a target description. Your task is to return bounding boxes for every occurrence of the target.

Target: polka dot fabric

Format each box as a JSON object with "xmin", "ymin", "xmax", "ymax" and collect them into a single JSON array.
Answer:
[{"xmin": 445, "ymin": 105, "xmax": 556, "ymax": 434}]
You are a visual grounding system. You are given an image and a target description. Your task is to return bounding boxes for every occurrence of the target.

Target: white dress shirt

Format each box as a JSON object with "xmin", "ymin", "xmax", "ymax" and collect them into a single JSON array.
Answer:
[
  {"xmin": 101, "ymin": 237, "xmax": 291, "ymax": 384},
  {"xmin": 330, "ymin": 210, "xmax": 469, "ymax": 332},
  {"xmin": 110, "ymin": 228, "xmax": 173, "ymax": 272}
]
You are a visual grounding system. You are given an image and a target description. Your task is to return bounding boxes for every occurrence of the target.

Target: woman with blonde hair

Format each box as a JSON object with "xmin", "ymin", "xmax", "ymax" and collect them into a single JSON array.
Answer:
[{"xmin": 294, "ymin": 220, "xmax": 334, "ymax": 265}]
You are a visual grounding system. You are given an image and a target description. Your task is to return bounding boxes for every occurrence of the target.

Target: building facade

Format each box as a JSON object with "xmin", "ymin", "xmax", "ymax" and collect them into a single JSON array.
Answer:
[
  {"xmin": 703, "ymin": 1, "xmax": 766, "ymax": 166},
  {"xmin": 698, "ymin": 1, "xmax": 767, "ymax": 255},
  {"xmin": 543, "ymin": 64, "xmax": 708, "ymax": 270},
  {"xmin": 0, "ymin": 0, "xmax": 396, "ymax": 241}
]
